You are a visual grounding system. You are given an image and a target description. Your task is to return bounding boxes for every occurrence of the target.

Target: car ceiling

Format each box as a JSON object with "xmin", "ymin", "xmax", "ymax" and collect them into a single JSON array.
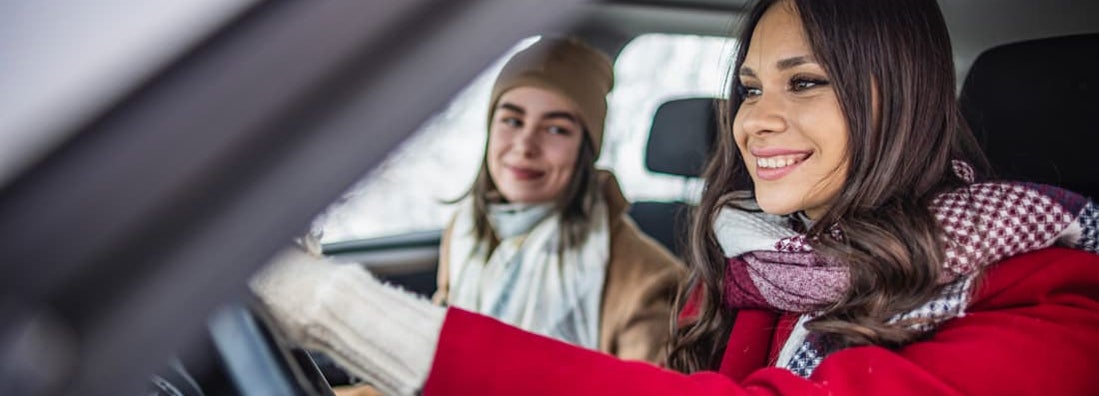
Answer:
[{"xmin": 577, "ymin": 0, "xmax": 1099, "ymax": 82}]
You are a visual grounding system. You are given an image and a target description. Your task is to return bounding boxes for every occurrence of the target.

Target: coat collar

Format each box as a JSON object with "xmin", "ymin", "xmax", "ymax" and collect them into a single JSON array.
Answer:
[{"xmin": 597, "ymin": 170, "xmax": 629, "ymax": 224}]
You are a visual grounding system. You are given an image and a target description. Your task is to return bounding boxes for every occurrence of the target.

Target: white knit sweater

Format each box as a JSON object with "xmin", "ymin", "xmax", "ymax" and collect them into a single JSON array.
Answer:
[{"xmin": 250, "ymin": 249, "xmax": 444, "ymax": 395}]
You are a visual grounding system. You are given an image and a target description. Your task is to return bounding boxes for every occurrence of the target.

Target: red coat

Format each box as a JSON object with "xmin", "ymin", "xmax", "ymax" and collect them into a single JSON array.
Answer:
[{"xmin": 423, "ymin": 248, "xmax": 1099, "ymax": 395}]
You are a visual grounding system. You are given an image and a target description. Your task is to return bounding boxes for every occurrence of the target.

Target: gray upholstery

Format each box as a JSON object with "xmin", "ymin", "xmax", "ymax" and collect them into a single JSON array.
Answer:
[
  {"xmin": 629, "ymin": 98, "xmax": 721, "ymax": 257},
  {"xmin": 960, "ymin": 34, "xmax": 1099, "ymax": 199}
]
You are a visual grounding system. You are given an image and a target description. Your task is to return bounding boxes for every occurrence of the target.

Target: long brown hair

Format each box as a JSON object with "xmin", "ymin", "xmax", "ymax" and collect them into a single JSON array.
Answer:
[{"xmin": 668, "ymin": 0, "xmax": 990, "ymax": 372}]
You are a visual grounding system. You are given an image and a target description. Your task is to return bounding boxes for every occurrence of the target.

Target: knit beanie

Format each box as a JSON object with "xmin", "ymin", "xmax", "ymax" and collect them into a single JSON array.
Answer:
[{"xmin": 488, "ymin": 37, "xmax": 615, "ymax": 158}]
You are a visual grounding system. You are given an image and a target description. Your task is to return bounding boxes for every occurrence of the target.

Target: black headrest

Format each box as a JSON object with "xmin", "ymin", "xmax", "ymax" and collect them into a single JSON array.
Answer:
[
  {"xmin": 646, "ymin": 97, "xmax": 721, "ymax": 177},
  {"xmin": 959, "ymin": 34, "xmax": 1099, "ymax": 199}
]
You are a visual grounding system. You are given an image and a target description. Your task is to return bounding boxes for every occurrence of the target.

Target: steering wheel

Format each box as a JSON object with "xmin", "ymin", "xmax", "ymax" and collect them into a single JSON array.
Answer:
[{"xmin": 150, "ymin": 299, "xmax": 335, "ymax": 396}]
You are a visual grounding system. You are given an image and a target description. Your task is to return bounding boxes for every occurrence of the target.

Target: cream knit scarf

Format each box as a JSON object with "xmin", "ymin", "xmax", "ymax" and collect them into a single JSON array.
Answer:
[{"xmin": 446, "ymin": 197, "xmax": 611, "ymax": 350}]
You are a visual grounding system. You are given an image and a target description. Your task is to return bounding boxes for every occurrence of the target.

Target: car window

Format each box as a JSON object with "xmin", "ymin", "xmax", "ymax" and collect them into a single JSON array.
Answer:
[{"xmin": 317, "ymin": 33, "xmax": 736, "ymax": 244}]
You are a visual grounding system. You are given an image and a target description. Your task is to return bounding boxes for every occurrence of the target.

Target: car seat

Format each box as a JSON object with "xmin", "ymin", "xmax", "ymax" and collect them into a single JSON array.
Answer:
[
  {"xmin": 959, "ymin": 34, "xmax": 1099, "ymax": 199},
  {"xmin": 628, "ymin": 97, "xmax": 720, "ymax": 258}
]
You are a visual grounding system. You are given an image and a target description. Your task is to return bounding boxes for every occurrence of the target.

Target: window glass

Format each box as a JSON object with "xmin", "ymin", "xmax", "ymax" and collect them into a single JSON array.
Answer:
[
  {"xmin": 598, "ymin": 34, "xmax": 734, "ymax": 202},
  {"xmin": 318, "ymin": 34, "xmax": 735, "ymax": 243}
]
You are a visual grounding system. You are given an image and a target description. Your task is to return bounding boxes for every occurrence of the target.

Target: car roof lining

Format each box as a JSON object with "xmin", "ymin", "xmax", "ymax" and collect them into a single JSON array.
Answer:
[{"xmin": 574, "ymin": 0, "xmax": 1099, "ymax": 85}]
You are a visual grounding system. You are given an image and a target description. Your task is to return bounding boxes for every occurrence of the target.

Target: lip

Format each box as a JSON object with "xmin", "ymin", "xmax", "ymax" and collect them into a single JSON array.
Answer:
[
  {"xmin": 749, "ymin": 147, "xmax": 812, "ymax": 158},
  {"xmin": 748, "ymin": 147, "xmax": 812, "ymax": 181},
  {"xmin": 506, "ymin": 165, "xmax": 545, "ymax": 181}
]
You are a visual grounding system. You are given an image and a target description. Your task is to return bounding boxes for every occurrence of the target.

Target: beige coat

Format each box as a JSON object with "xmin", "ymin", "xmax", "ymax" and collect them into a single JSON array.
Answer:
[{"xmin": 433, "ymin": 173, "xmax": 685, "ymax": 363}]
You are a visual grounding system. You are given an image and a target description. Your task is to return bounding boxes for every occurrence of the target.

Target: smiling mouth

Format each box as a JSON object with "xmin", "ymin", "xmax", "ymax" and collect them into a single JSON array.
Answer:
[
  {"xmin": 507, "ymin": 166, "xmax": 545, "ymax": 180},
  {"xmin": 755, "ymin": 153, "xmax": 811, "ymax": 169}
]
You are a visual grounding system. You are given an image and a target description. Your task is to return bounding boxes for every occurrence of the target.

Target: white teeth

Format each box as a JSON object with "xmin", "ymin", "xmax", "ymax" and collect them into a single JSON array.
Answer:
[{"xmin": 756, "ymin": 155, "xmax": 804, "ymax": 169}]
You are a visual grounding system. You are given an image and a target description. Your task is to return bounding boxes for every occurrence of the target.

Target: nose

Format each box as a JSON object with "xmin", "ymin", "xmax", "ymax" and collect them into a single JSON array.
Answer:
[
  {"xmin": 512, "ymin": 124, "xmax": 540, "ymax": 158},
  {"xmin": 739, "ymin": 92, "xmax": 787, "ymax": 137}
]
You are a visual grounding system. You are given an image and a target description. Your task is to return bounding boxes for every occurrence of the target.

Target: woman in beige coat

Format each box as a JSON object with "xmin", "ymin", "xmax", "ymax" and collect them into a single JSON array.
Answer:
[{"xmin": 431, "ymin": 37, "xmax": 684, "ymax": 363}]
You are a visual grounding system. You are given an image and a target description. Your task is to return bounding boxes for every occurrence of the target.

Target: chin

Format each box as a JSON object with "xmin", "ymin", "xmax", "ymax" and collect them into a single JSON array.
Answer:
[
  {"xmin": 753, "ymin": 191, "xmax": 799, "ymax": 216},
  {"xmin": 500, "ymin": 191, "xmax": 547, "ymax": 204}
]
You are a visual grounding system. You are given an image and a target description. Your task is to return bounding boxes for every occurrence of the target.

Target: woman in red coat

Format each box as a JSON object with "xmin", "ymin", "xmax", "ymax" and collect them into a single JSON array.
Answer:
[{"xmin": 252, "ymin": 0, "xmax": 1099, "ymax": 394}]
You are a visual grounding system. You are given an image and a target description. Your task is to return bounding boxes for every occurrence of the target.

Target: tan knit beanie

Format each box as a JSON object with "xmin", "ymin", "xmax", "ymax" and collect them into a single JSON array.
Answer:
[{"xmin": 488, "ymin": 37, "xmax": 615, "ymax": 158}]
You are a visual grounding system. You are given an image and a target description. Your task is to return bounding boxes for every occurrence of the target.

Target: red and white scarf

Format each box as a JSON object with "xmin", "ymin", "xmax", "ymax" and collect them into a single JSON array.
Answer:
[{"xmin": 715, "ymin": 162, "xmax": 1099, "ymax": 376}]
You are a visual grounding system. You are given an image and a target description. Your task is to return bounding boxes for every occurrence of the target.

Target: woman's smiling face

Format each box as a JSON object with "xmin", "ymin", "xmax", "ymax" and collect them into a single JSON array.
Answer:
[
  {"xmin": 487, "ymin": 86, "xmax": 584, "ymax": 204},
  {"xmin": 733, "ymin": 2, "xmax": 850, "ymax": 219}
]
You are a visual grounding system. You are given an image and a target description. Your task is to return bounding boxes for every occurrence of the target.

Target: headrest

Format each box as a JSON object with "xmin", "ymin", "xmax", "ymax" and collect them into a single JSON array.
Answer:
[
  {"xmin": 646, "ymin": 97, "xmax": 721, "ymax": 177},
  {"xmin": 959, "ymin": 34, "xmax": 1099, "ymax": 199}
]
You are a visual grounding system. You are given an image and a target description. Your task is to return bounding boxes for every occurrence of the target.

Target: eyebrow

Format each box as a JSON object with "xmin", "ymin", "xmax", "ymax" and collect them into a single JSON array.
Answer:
[
  {"xmin": 498, "ymin": 102, "xmax": 580, "ymax": 124},
  {"xmin": 543, "ymin": 112, "xmax": 579, "ymax": 124},
  {"xmin": 738, "ymin": 55, "xmax": 818, "ymax": 77},
  {"xmin": 498, "ymin": 103, "xmax": 526, "ymax": 114}
]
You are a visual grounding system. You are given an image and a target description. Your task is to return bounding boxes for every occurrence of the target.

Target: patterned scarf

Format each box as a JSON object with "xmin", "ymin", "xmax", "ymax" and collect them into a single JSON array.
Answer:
[{"xmin": 716, "ymin": 162, "xmax": 1099, "ymax": 377}]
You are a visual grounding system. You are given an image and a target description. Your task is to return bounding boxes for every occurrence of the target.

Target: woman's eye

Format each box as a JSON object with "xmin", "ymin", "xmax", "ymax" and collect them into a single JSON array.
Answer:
[
  {"xmin": 547, "ymin": 125, "xmax": 571, "ymax": 135},
  {"xmin": 791, "ymin": 77, "xmax": 829, "ymax": 92},
  {"xmin": 501, "ymin": 117, "xmax": 522, "ymax": 128},
  {"xmin": 739, "ymin": 85, "xmax": 762, "ymax": 100}
]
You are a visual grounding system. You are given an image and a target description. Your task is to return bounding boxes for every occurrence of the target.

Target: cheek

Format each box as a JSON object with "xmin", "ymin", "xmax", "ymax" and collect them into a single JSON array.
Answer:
[
  {"xmin": 784, "ymin": 93, "xmax": 845, "ymax": 162},
  {"xmin": 555, "ymin": 158, "xmax": 576, "ymax": 176},
  {"xmin": 731, "ymin": 111, "xmax": 750, "ymax": 151},
  {"xmin": 798, "ymin": 101, "xmax": 851, "ymax": 208},
  {"xmin": 730, "ymin": 130, "xmax": 751, "ymax": 171},
  {"xmin": 546, "ymin": 140, "xmax": 580, "ymax": 184},
  {"xmin": 485, "ymin": 133, "xmax": 506, "ymax": 178},
  {"xmin": 804, "ymin": 103, "xmax": 849, "ymax": 170},
  {"xmin": 486, "ymin": 130, "xmax": 508, "ymax": 158}
]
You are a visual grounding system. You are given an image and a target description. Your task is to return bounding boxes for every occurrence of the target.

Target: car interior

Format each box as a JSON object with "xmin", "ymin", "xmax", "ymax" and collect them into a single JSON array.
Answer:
[
  {"xmin": 959, "ymin": 33, "xmax": 1099, "ymax": 200},
  {"xmin": 628, "ymin": 97, "xmax": 722, "ymax": 259},
  {"xmin": 1, "ymin": 0, "xmax": 1096, "ymax": 395}
]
